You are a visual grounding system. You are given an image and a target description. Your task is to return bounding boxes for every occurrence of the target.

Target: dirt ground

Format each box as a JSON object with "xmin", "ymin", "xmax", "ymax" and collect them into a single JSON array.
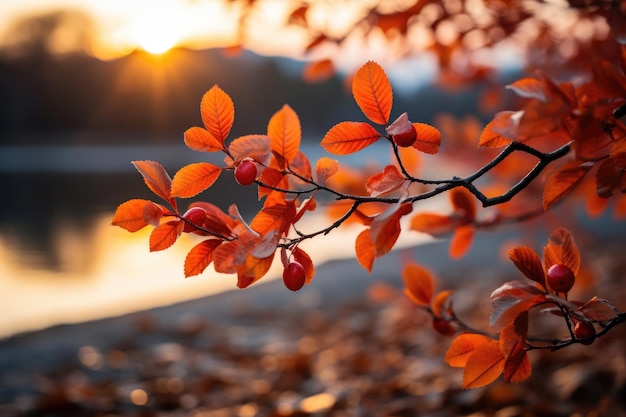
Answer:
[{"xmin": 1, "ymin": 228, "xmax": 625, "ymax": 417}]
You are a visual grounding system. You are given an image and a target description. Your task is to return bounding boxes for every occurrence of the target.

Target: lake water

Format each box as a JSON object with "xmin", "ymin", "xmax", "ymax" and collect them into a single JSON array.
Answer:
[{"xmin": 0, "ymin": 143, "xmax": 437, "ymax": 338}]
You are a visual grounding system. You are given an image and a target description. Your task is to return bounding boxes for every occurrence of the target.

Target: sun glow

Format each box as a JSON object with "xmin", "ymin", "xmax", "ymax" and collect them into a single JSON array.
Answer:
[{"xmin": 136, "ymin": 15, "xmax": 180, "ymax": 55}]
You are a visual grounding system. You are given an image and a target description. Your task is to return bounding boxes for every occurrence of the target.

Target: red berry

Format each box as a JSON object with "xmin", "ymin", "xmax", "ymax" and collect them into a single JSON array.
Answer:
[
  {"xmin": 234, "ymin": 160, "xmax": 257, "ymax": 186},
  {"xmin": 392, "ymin": 124, "xmax": 417, "ymax": 147},
  {"xmin": 574, "ymin": 321, "xmax": 596, "ymax": 345},
  {"xmin": 283, "ymin": 262, "xmax": 306, "ymax": 291},
  {"xmin": 432, "ymin": 317, "xmax": 455, "ymax": 336},
  {"xmin": 546, "ymin": 263, "xmax": 575, "ymax": 293},
  {"xmin": 182, "ymin": 207, "xmax": 207, "ymax": 233}
]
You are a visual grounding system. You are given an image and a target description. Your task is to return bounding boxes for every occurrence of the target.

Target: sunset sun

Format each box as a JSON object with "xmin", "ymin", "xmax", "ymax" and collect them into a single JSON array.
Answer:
[{"xmin": 136, "ymin": 15, "xmax": 180, "ymax": 54}]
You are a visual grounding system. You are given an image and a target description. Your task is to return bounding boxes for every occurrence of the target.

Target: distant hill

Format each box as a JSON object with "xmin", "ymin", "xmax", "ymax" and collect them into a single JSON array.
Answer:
[{"xmin": 0, "ymin": 47, "xmax": 490, "ymax": 145}]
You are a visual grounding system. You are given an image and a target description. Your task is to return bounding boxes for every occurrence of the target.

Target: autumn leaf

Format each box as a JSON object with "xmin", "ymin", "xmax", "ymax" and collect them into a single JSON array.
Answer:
[
  {"xmin": 321, "ymin": 121, "xmax": 381, "ymax": 155},
  {"xmin": 132, "ymin": 160, "xmax": 174, "ymax": 206},
  {"xmin": 462, "ymin": 340, "xmax": 505, "ymax": 389},
  {"xmin": 227, "ymin": 135, "xmax": 272, "ymax": 164},
  {"xmin": 268, "ymin": 104, "xmax": 301, "ymax": 167},
  {"xmin": 506, "ymin": 77, "xmax": 547, "ymax": 101},
  {"xmin": 543, "ymin": 227, "xmax": 580, "ymax": 275},
  {"xmin": 315, "ymin": 157, "xmax": 339, "ymax": 184},
  {"xmin": 293, "ymin": 246, "xmax": 315, "ymax": 284},
  {"xmin": 258, "ymin": 168, "xmax": 289, "ymax": 201},
  {"xmin": 450, "ymin": 187, "xmax": 476, "ymax": 220},
  {"xmin": 188, "ymin": 202, "xmax": 238, "ymax": 237},
  {"xmin": 368, "ymin": 202, "xmax": 413, "ymax": 257},
  {"xmin": 478, "ymin": 112, "xmax": 515, "ymax": 148},
  {"xmin": 543, "ymin": 160, "xmax": 592, "ymax": 210},
  {"xmin": 412, "ymin": 123, "xmax": 442, "ymax": 154},
  {"xmin": 432, "ymin": 290, "xmax": 454, "ymax": 318},
  {"xmin": 596, "ymin": 153, "xmax": 626, "ymax": 198},
  {"xmin": 112, "ymin": 199, "xmax": 164, "ymax": 232},
  {"xmin": 302, "ymin": 58, "xmax": 335, "ymax": 83},
  {"xmin": 365, "ymin": 165, "xmax": 407, "ymax": 197},
  {"xmin": 355, "ymin": 229, "xmax": 375, "ymax": 272},
  {"xmin": 500, "ymin": 312, "xmax": 531, "ymax": 384},
  {"xmin": 250, "ymin": 201, "xmax": 296, "ymax": 235},
  {"xmin": 402, "ymin": 262, "xmax": 435, "ymax": 306},
  {"xmin": 508, "ymin": 246, "xmax": 546, "ymax": 290},
  {"xmin": 150, "ymin": 220, "xmax": 184, "ymax": 252},
  {"xmin": 575, "ymin": 296, "xmax": 619, "ymax": 322},
  {"xmin": 445, "ymin": 333, "xmax": 493, "ymax": 368},
  {"xmin": 201, "ymin": 84, "xmax": 235, "ymax": 145},
  {"xmin": 352, "ymin": 61, "xmax": 393, "ymax": 126},
  {"xmin": 171, "ymin": 162, "xmax": 222, "ymax": 198},
  {"xmin": 236, "ymin": 252, "xmax": 275, "ymax": 288},
  {"xmin": 490, "ymin": 280, "xmax": 547, "ymax": 330},
  {"xmin": 184, "ymin": 239, "xmax": 222, "ymax": 277},
  {"xmin": 184, "ymin": 126, "xmax": 224, "ymax": 152},
  {"xmin": 449, "ymin": 224, "xmax": 474, "ymax": 259},
  {"xmin": 409, "ymin": 212, "xmax": 454, "ymax": 235}
]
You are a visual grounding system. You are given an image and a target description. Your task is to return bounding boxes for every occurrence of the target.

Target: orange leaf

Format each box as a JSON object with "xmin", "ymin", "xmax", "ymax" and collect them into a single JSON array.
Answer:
[
  {"xmin": 321, "ymin": 121, "xmax": 381, "ymax": 155},
  {"xmin": 268, "ymin": 104, "xmax": 301, "ymax": 167},
  {"xmin": 189, "ymin": 202, "xmax": 238, "ymax": 236},
  {"xmin": 409, "ymin": 212, "xmax": 454, "ymax": 235},
  {"xmin": 293, "ymin": 246, "xmax": 315, "ymax": 284},
  {"xmin": 355, "ymin": 229, "xmax": 375, "ymax": 272},
  {"xmin": 213, "ymin": 231, "xmax": 256, "ymax": 274},
  {"xmin": 432, "ymin": 290, "xmax": 454, "ymax": 318},
  {"xmin": 596, "ymin": 153, "xmax": 626, "ymax": 198},
  {"xmin": 315, "ymin": 157, "xmax": 339, "ymax": 184},
  {"xmin": 201, "ymin": 84, "xmax": 235, "ymax": 145},
  {"xmin": 369, "ymin": 202, "xmax": 413, "ymax": 257},
  {"xmin": 132, "ymin": 160, "xmax": 174, "ymax": 206},
  {"xmin": 236, "ymin": 252, "xmax": 275, "ymax": 288},
  {"xmin": 445, "ymin": 333, "xmax": 493, "ymax": 368},
  {"xmin": 412, "ymin": 123, "xmax": 442, "ymax": 154},
  {"xmin": 543, "ymin": 227, "xmax": 580, "ymax": 275},
  {"xmin": 576, "ymin": 296, "xmax": 619, "ymax": 322},
  {"xmin": 184, "ymin": 126, "xmax": 223, "ymax": 152},
  {"xmin": 500, "ymin": 312, "xmax": 531, "ymax": 384},
  {"xmin": 227, "ymin": 135, "xmax": 272, "ymax": 164},
  {"xmin": 290, "ymin": 151, "xmax": 313, "ymax": 182},
  {"xmin": 508, "ymin": 246, "xmax": 546, "ymax": 290},
  {"xmin": 450, "ymin": 187, "xmax": 476, "ymax": 220},
  {"xmin": 449, "ymin": 224, "xmax": 474, "ymax": 259},
  {"xmin": 171, "ymin": 162, "xmax": 222, "ymax": 198},
  {"xmin": 184, "ymin": 239, "xmax": 222, "ymax": 277},
  {"xmin": 149, "ymin": 220, "xmax": 184, "ymax": 252},
  {"xmin": 543, "ymin": 161, "xmax": 592, "ymax": 210},
  {"xmin": 365, "ymin": 165, "xmax": 406, "ymax": 197},
  {"xmin": 250, "ymin": 201, "xmax": 296, "ymax": 235},
  {"xmin": 478, "ymin": 113, "xmax": 515, "ymax": 148},
  {"xmin": 490, "ymin": 280, "xmax": 547, "ymax": 330},
  {"xmin": 462, "ymin": 340, "xmax": 505, "ymax": 389},
  {"xmin": 506, "ymin": 77, "xmax": 547, "ymax": 101},
  {"xmin": 258, "ymin": 168, "xmax": 288, "ymax": 201},
  {"xmin": 112, "ymin": 199, "xmax": 164, "ymax": 232},
  {"xmin": 352, "ymin": 61, "xmax": 393, "ymax": 126},
  {"xmin": 302, "ymin": 58, "xmax": 335, "ymax": 83},
  {"xmin": 402, "ymin": 262, "xmax": 435, "ymax": 306}
]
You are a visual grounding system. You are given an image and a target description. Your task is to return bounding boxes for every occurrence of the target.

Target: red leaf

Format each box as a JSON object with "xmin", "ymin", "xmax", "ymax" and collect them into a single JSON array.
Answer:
[
  {"xmin": 112, "ymin": 199, "xmax": 164, "ymax": 232},
  {"xmin": 250, "ymin": 201, "xmax": 296, "ymax": 235},
  {"xmin": 462, "ymin": 340, "xmax": 505, "ymax": 389},
  {"xmin": 412, "ymin": 123, "xmax": 442, "ymax": 154},
  {"xmin": 184, "ymin": 239, "xmax": 222, "ymax": 277},
  {"xmin": 184, "ymin": 126, "xmax": 223, "ymax": 152},
  {"xmin": 445, "ymin": 333, "xmax": 493, "ymax": 368},
  {"xmin": 302, "ymin": 59, "xmax": 335, "ymax": 83},
  {"xmin": 543, "ymin": 161, "xmax": 592, "ymax": 210},
  {"xmin": 189, "ymin": 202, "xmax": 238, "ymax": 236},
  {"xmin": 268, "ymin": 104, "xmax": 301, "ymax": 167},
  {"xmin": 500, "ymin": 312, "xmax": 531, "ymax": 384},
  {"xmin": 355, "ymin": 229, "xmax": 375, "ymax": 272},
  {"xmin": 149, "ymin": 220, "xmax": 184, "ymax": 252},
  {"xmin": 432, "ymin": 290, "xmax": 454, "ymax": 318},
  {"xmin": 409, "ymin": 212, "xmax": 454, "ymax": 235},
  {"xmin": 352, "ymin": 61, "xmax": 393, "ymax": 126},
  {"xmin": 171, "ymin": 162, "xmax": 222, "ymax": 198},
  {"xmin": 489, "ymin": 280, "xmax": 547, "ymax": 330},
  {"xmin": 258, "ymin": 168, "xmax": 288, "ymax": 201},
  {"xmin": 576, "ymin": 296, "xmax": 618, "ymax": 322},
  {"xmin": 543, "ymin": 227, "xmax": 580, "ymax": 275},
  {"xmin": 478, "ymin": 112, "xmax": 515, "ymax": 148},
  {"xmin": 132, "ymin": 160, "xmax": 174, "ymax": 206},
  {"xmin": 450, "ymin": 187, "xmax": 476, "ymax": 220},
  {"xmin": 402, "ymin": 262, "xmax": 435, "ymax": 306},
  {"xmin": 449, "ymin": 224, "xmax": 474, "ymax": 259},
  {"xmin": 506, "ymin": 77, "xmax": 547, "ymax": 101},
  {"xmin": 365, "ymin": 165, "xmax": 407, "ymax": 197},
  {"xmin": 293, "ymin": 246, "xmax": 315, "ymax": 284},
  {"xmin": 508, "ymin": 246, "xmax": 546, "ymax": 290},
  {"xmin": 369, "ymin": 202, "xmax": 413, "ymax": 257},
  {"xmin": 321, "ymin": 121, "xmax": 381, "ymax": 155},
  {"xmin": 201, "ymin": 84, "xmax": 235, "ymax": 145},
  {"xmin": 596, "ymin": 153, "xmax": 626, "ymax": 198},
  {"xmin": 236, "ymin": 252, "xmax": 275, "ymax": 288},
  {"xmin": 315, "ymin": 157, "xmax": 339, "ymax": 184}
]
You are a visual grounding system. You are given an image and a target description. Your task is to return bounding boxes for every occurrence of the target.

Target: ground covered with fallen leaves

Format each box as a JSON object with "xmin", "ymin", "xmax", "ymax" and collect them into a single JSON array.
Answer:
[{"xmin": 1, "ymin": 231, "xmax": 625, "ymax": 417}]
